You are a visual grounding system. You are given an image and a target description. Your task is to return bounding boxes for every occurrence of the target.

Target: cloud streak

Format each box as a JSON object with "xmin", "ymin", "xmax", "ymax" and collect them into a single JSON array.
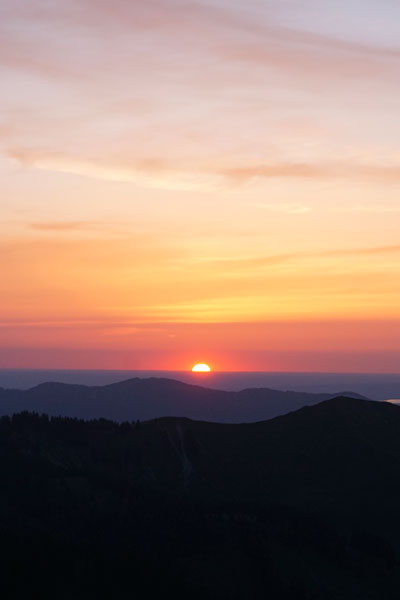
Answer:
[
  {"xmin": 8, "ymin": 148, "xmax": 400, "ymax": 189},
  {"xmin": 30, "ymin": 221, "xmax": 94, "ymax": 231},
  {"xmin": 1, "ymin": 0, "xmax": 399, "ymax": 94},
  {"xmin": 202, "ymin": 244, "xmax": 400, "ymax": 271},
  {"xmin": 221, "ymin": 162, "xmax": 400, "ymax": 184}
]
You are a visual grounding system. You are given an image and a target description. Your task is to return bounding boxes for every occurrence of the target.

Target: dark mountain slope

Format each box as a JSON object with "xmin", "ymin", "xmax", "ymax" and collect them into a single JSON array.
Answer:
[
  {"xmin": 1, "ymin": 397, "xmax": 400, "ymax": 598},
  {"xmin": 0, "ymin": 376, "xmax": 367, "ymax": 422},
  {"xmin": 154, "ymin": 396, "xmax": 400, "ymax": 524}
]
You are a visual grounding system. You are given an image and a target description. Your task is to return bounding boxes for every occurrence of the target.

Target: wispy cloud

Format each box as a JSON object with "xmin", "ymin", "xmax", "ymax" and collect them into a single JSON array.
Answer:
[
  {"xmin": 223, "ymin": 25, "xmax": 400, "ymax": 87},
  {"xmin": 2, "ymin": 0, "xmax": 399, "ymax": 86},
  {"xmin": 203, "ymin": 253, "xmax": 295, "ymax": 270},
  {"xmin": 8, "ymin": 148, "xmax": 400, "ymax": 189},
  {"xmin": 202, "ymin": 244, "xmax": 400, "ymax": 272},
  {"xmin": 1, "ymin": 0, "xmax": 400, "ymax": 201},
  {"xmin": 30, "ymin": 221, "xmax": 94, "ymax": 231},
  {"xmin": 220, "ymin": 162, "xmax": 400, "ymax": 185},
  {"xmin": 335, "ymin": 205, "xmax": 400, "ymax": 214},
  {"xmin": 221, "ymin": 163, "xmax": 326, "ymax": 180},
  {"xmin": 251, "ymin": 203, "xmax": 311, "ymax": 214},
  {"xmin": 321, "ymin": 245, "xmax": 400, "ymax": 257},
  {"xmin": 7, "ymin": 149, "xmax": 204, "ymax": 190}
]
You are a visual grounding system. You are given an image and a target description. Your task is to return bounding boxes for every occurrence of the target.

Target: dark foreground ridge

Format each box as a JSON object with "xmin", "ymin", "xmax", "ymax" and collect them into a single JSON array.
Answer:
[
  {"xmin": 1, "ymin": 396, "xmax": 400, "ymax": 599},
  {"xmin": 0, "ymin": 376, "xmax": 367, "ymax": 422}
]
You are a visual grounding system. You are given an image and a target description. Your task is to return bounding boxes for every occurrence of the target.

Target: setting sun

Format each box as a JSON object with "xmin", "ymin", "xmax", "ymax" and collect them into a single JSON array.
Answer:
[{"xmin": 192, "ymin": 363, "xmax": 211, "ymax": 372}]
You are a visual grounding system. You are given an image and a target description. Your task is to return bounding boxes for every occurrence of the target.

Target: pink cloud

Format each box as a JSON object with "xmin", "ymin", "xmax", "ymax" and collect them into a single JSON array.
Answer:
[{"xmin": 1, "ymin": 0, "xmax": 399, "ymax": 89}]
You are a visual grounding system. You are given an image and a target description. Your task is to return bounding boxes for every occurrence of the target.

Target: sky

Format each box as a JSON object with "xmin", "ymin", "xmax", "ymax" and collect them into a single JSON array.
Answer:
[{"xmin": 1, "ymin": 0, "xmax": 400, "ymax": 372}]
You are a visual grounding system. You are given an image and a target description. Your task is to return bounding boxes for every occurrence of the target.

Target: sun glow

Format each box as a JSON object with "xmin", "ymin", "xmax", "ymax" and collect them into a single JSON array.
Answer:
[{"xmin": 192, "ymin": 363, "xmax": 211, "ymax": 372}]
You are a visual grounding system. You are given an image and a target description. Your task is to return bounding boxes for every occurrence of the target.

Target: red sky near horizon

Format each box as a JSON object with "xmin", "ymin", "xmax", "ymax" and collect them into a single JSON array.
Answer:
[{"xmin": 1, "ymin": 1, "xmax": 400, "ymax": 373}]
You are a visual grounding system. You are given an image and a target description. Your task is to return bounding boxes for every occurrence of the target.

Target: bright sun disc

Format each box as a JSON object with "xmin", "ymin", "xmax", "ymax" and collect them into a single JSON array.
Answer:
[{"xmin": 192, "ymin": 363, "xmax": 211, "ymax": 372}]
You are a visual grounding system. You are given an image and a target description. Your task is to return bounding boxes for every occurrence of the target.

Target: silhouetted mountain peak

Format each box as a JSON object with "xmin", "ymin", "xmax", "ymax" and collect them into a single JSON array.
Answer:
[
  {"xmin": 31, "ymin": 381, "xmax": 89, "ymax": 392},
  {"xmin": 308, "ymin": 394, "xmax": 398, "ymax": 416},
  {"xmin": 104, "ymin": 376, "xmax": 227, "ymax": 394},
  {"xmin": 0, "ymin": 377, "xmax": 373, "ymax": 423}
]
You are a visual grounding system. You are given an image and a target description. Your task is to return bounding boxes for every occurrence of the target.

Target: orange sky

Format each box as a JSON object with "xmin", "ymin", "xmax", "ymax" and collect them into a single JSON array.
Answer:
[{"xmin": 1, "ymin": 1, "xmax": 400, "ymax": 371}]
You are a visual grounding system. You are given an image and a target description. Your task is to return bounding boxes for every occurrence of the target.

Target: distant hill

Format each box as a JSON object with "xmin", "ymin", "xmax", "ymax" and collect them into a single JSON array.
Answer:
[
  {"xmin": 1, "ymin": 396, "xmax": 400, "ymax": 599},
  {"xmin": 0, "ymin": 376, "xmax": 368, "ymax": 422}
]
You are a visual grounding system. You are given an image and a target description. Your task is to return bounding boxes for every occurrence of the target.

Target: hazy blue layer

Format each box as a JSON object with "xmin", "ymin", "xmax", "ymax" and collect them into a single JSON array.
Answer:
[{"xmin": 0, "ymin": 370, "xmax": 400, "ymax": 400}]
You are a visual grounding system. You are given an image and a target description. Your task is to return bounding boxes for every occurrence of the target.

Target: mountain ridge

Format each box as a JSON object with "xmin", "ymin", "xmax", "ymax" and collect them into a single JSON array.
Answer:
[{"xmin": 0, "ymin": 376, "xmax": 369, "ymax": 423}]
